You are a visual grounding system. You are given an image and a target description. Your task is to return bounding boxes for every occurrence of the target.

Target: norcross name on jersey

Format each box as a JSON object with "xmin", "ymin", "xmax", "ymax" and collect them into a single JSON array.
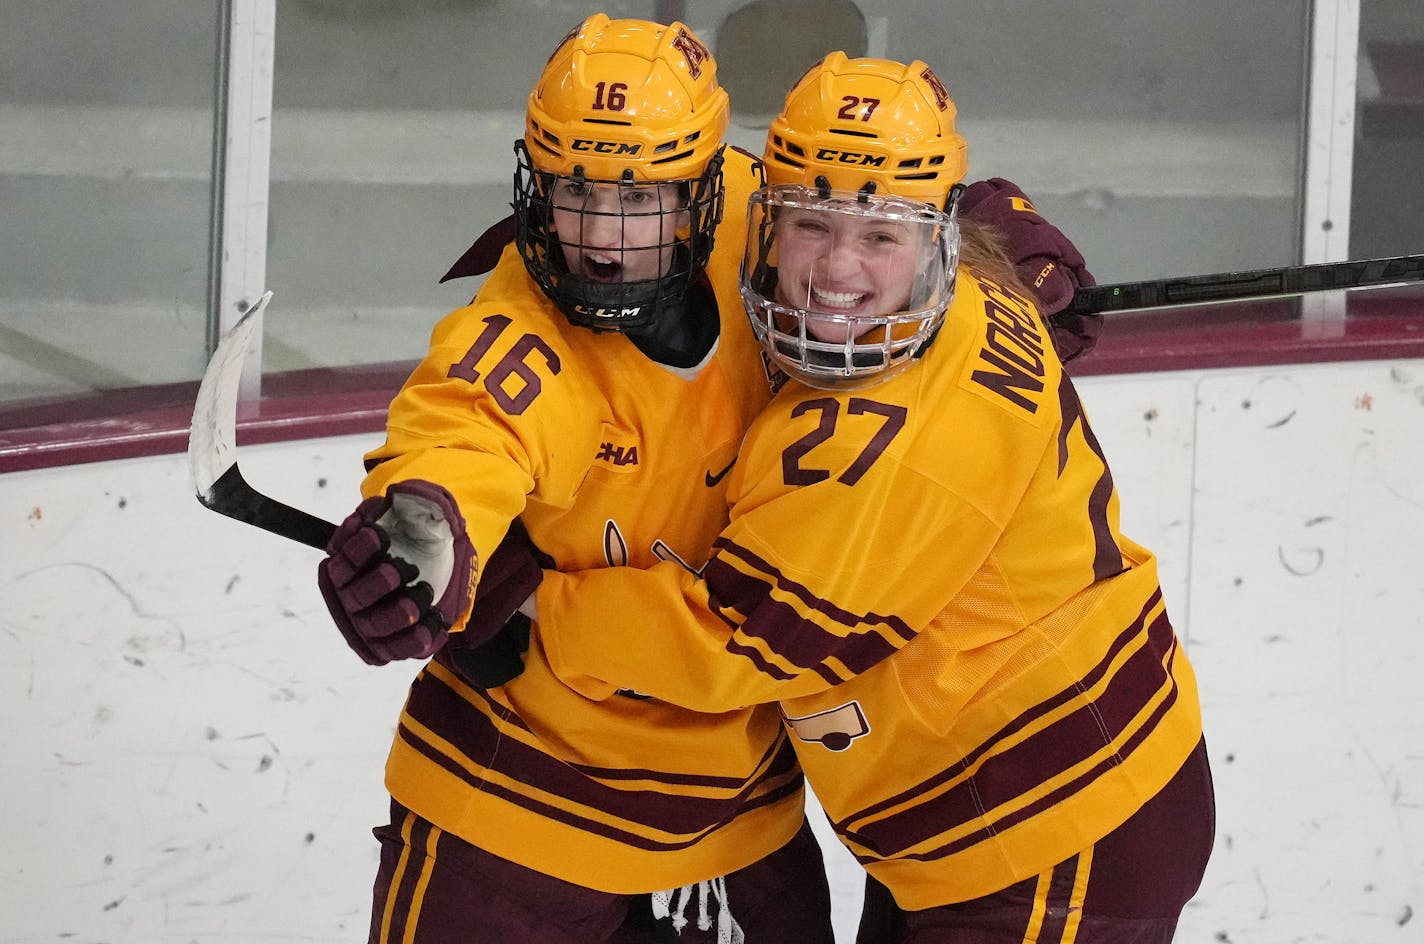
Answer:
[{"xmin": 969, "ymin": 277, "xmax": 1049, "ymax": 415}]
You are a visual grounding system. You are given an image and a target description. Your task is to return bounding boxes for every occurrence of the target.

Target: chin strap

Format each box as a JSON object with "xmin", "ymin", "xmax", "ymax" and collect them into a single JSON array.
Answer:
[{"xmin": 651, "ymin": 877, "xmax": 745, "ymax": 944}]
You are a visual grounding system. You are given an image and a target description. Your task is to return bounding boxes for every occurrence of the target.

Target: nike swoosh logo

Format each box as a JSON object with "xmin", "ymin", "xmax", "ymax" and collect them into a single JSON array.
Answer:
[{"xmin": 705, "ymin": 457, "xmax": 737, "ymax": 487}]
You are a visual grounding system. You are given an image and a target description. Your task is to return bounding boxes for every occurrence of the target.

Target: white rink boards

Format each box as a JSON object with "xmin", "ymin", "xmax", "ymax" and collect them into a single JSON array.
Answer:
[{"xmin": 3, "ymin": 357, "xmax": 1423, "ymax": 942}]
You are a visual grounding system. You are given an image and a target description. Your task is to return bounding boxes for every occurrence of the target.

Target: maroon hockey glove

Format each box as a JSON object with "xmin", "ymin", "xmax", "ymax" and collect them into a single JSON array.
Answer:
[
  {"xmin": 318, "ymin": 480, "xmax": 475, "ymax": 666},
  {"xmin": 960, "ymin": 178, "xmax": 1101, "ymax": 362},
  {"xmin": 443, "ymin": 520, "xmax": 550, "ymax": 688}
]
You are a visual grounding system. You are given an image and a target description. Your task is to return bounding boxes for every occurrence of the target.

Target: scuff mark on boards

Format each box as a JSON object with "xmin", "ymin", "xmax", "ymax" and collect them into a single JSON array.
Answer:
[{"xmin": 1278, "ymin": 545, "xmax": 1324, "ymax": 576}]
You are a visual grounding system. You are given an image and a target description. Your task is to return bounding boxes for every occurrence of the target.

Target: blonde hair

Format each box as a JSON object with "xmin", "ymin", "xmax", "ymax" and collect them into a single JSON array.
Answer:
[{"xmin": 957, "ymin": 216, "xmax": 1036, "ymax": 303}]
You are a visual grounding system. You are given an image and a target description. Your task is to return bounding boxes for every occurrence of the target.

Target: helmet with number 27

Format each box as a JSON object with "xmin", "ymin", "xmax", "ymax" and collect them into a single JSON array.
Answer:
[
  {"xmin": 743, "ymin": 53, "xmax": 968, "ymax": 389},
  {"xmin": 515, "ymin": 14, "xmax": 731, "ymax": 333}
]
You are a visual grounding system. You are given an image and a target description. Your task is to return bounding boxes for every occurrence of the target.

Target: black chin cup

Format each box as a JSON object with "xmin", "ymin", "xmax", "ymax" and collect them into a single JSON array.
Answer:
[{"xmin": 550, "ymin": 272, "xmax": 667, "ymax": 332}]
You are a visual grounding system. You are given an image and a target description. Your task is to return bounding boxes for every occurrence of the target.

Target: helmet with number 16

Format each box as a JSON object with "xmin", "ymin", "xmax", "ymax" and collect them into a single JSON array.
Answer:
[
  {"xmin": 743, "ymin": 53, "xmax": 968, "ymax": 389},
  {"xmin": 515, "ymin": 14, "xmax": 731, "ymax": 333}
]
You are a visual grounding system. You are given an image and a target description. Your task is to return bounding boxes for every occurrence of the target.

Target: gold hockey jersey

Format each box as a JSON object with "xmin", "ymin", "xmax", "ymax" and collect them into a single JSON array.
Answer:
[
  {"xmin": 357, "ymin": 148, "xmax": 808, "ymax": 893},
  {"xmin": 538, "ymin": 271, "xmax": 1204, "ymax": 908}
]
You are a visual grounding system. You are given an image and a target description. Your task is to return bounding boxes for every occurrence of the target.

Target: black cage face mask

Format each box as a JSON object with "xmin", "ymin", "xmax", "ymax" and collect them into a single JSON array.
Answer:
[{"xmin": 513, "ymin": 141, "xmax": 725, "ymax": 332}]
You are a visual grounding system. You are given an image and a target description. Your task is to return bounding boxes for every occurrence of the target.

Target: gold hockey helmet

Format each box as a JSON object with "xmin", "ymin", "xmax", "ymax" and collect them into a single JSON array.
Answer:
[
  {"xmin": 525, "ymin": 13, "xmax": 730, "ymax": 183},
  {"xmin": 764, "ymin": 52, "xmax": 966, "ymax": 209}
]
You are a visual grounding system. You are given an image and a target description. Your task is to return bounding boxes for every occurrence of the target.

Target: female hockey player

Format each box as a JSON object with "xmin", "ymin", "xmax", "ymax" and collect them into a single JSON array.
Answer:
[
  {"xmin": 318, "ymin": 14, "xmax": 1098, "ymax": 941},
  {"xmin": 524, "ymin": 53, "xmax": 1215, "ymax": 943},
  {"xmin": 318, "ymin": 16, "xmax": 832, "ymax": 943}
]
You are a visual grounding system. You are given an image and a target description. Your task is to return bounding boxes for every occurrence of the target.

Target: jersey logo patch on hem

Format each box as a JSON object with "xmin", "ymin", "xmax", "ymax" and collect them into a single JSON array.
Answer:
[{"xmin": 784, "ymin": 701, "xmax": 870, "ymax": 752}]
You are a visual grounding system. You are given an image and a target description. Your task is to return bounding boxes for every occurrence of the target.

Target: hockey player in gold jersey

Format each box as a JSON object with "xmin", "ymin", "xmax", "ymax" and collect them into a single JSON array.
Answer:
[
  {"xmin": 317, "ymin": 16, "xmax": 833, "ymax": 943},
  {"xmin": 527, "ymin": 54, "xmax": 1215, "ymax": 942},
  {"xmin": 317, "ymin": 12, "xmax": 1104, "ymax": 941}
]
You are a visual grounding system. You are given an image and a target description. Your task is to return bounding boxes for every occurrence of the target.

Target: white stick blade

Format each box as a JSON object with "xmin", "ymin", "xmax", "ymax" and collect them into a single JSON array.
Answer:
[{"xmin": 188, "ymin": 291, "xmax": 272, "ymax": 502}]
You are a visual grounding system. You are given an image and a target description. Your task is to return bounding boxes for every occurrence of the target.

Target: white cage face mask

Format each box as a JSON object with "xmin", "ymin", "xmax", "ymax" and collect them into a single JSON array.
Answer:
[{"xmin": 740, "ymin": 185, "xmax": 960, "ymax": 390}]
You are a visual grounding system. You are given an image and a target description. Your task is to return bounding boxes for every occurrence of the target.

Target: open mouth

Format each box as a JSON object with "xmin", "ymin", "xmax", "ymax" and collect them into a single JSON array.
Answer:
[{"xmin": 582, "ymin": 252, "xmax": 624, "ymax": 283}]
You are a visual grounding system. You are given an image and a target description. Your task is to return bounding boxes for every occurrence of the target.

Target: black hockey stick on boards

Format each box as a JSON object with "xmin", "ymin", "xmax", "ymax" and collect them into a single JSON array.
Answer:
[
  {"xmin": 1056, "ymin": 252, "xmax": 1424, "ymax": 320},
  {"xmin": 190, "ymin": 255, "xmax": 1424, "ymax": 548},
  {"xmin": 188, "ymin": 291, "xmax": 337, "ymax": 550}
]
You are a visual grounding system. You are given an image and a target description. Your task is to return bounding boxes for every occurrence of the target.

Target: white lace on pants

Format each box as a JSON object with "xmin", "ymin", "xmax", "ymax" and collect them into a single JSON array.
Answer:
[{"xmin": 651, "ymin": 877, "xmax": 745, "ymax": 944}]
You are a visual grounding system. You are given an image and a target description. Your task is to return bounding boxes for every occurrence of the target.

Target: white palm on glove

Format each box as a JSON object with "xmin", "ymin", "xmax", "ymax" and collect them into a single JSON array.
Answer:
[
  {"xmin": 318, "ymin": 480, "xmax": 475, "ymax": 666},
  {"xmin": 379, "ymin": 491, "xmax": 458, "ymax": 603}
]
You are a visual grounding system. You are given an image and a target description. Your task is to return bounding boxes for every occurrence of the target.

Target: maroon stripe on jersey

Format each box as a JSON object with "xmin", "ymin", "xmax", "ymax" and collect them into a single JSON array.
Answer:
[
  {"xmin": 726, "ymin": 633, "xmax": 831, "ymax": 683},
  {"xmin": 397, "ymin": 722, "xmax": 805, "ymax": 853},
  {"xmin": 1055, "ymin": 384, "xmax": 1074, "ymax": 476},
  {"xmin": 1033, "ymin": 855, "xmax": 1082, "ymax": 943},
  {"xmin": 397, "ymin": 671, "xmax": 803, "ymax": 850},
  {"xmin": 705, "ymin": 539, "xmax": 910, "ymax": 677},
  {"xmin": 427, "ymin": 662, "xmax": 766, "ymax": 788},
  {"xmin": 836, "ymin": 593, "xmax": 1181, "ymax": 859},
  {"xmin": 844, "ymin": 656, "xmax": 1182, "ymax": 865},
  {"xmin": 1057, "ymin": 376, "xmax": 1124, "ymax": 582},
  {"xmin": 374, "ymin": 809, "xmax": 435, "ymax": 944},
  {"xmin": 1087, "ymin": 462, "xmax": 1124, "ymax": 582},
  {"xmin": 843, "ymin": 610, "xmax": 1180, "ymax": 862},
  {"xmin": 411, "ymin": 667, "xmax": 800, "ymax": 791}
]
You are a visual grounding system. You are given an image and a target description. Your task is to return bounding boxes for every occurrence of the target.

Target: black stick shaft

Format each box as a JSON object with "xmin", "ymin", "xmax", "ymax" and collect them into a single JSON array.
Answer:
[
  {"xmin": 197, "ymin": 254, "xmax": 1424, "ymax": 551},
  {"xmin": 203, "ymin": 464, "xmax": 337, "ymax": 550},
  {"xmin": 1060, "ymin": 253, "xmax": 1424, "ymax": 318}
]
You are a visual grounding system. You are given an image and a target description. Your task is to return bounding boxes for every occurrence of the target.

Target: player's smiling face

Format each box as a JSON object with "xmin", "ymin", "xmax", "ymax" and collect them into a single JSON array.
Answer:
[
  {"xmin": 772, "ymin": 205, "xmax": 921, "ymax": 344},
  {"xmin": 551, "ymin": 179, "xmax": 688, "ymax": 284}
]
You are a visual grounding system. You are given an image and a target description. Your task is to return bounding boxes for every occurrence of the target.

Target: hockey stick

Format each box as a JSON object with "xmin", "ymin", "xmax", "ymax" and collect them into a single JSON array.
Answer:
[
  {"xmin": 1057, "ymin": 252, "xmax": 1424, "ymax": 319},
  {"xmin": 189, "ymin": 299, "xmax": 501, "ymax": 681},
  {"xmin": 188, "ymin": 291, "xmax": 337, "ymax": 550},
  {"xmin": 191, "ymin": 254, "xmax": 1424, "ymax": 549}
]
